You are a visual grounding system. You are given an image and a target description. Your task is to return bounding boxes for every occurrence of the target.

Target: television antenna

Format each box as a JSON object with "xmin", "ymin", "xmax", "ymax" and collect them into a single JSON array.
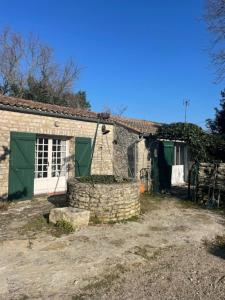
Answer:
[{"xmin": 183, "ymin": 99, "xmax": 190, "ymax": 123}]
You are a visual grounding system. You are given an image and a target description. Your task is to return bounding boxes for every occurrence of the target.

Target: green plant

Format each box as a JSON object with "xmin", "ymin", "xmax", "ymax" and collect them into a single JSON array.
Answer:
[
  {"xmin": 76, "ymin": 175, "xmax": 131, "ymax": 184},
  {"xmin": 55, "ymin": 219, "xmax": 75, "ymax": 233},
  {"xmin": 19, "ymin": 216, "xmax": 48, "ymax": 234},
  {"xmin": 156, "ymin": 122, "xmax": 225, "ymax": 162},
  {"xmin": 121, "ymin": 215, "xmax": 139, "ymax": 223},
  {"xmin": 156, "ymin": 122, "xmax": 209, "ymax": 161},
  {"xmin": 19, "ymin": 215, "xmax": 75, "ymax": 238},
  {"xmin": 90, "ymin": 215, "xmax": 102, "ymax": 224}
]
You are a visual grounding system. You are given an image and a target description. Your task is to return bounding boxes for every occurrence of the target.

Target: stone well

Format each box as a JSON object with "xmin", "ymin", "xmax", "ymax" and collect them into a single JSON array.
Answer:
[{"xmin": 67, "ymin": 178, "xmax": 140, "ymax": 222}]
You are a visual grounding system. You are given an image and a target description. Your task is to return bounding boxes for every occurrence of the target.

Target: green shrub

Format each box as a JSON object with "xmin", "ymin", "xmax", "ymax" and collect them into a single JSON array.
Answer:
[{"xmin": 55, "ymin": 219, "xmax": 74, "ymax": 233}]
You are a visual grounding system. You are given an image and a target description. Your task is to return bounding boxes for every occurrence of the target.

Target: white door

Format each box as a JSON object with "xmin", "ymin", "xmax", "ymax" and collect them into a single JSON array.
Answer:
[
  {"xmin": 34, "ymin": 137, "xmax": 68, "ymax": 195},
  {"xmin": 171, "ymin": 142, "xmax": 186, "ymax": 186}
]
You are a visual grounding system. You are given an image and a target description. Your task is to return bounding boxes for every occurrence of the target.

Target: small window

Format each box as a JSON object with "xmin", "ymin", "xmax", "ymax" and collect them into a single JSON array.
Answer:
[
  {"xmin": 174, "ymin": 143, "xmax": 185, "ymax": 165},
  {"xmin": 128, "ymin": 144, "xmax": 136, "ymax": 178}
]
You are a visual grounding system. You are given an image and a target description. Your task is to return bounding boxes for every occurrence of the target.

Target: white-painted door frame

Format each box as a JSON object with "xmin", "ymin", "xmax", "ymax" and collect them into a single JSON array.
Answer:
[
  {"xmin": 171, "ymin": 142, "xmax": 187, "ymax": 186},
  {"xmin": 34, "ymin": 136, "xmax": 69, "ymax": 195}
]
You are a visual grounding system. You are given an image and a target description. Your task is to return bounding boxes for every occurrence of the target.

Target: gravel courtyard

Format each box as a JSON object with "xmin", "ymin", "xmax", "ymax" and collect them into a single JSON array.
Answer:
[{"xmin": 0, "ymin": 194, "xmax": 225, "ymax": 299}]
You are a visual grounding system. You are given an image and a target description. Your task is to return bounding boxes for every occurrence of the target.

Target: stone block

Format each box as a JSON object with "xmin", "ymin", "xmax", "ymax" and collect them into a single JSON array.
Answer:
[{"xmin": 49, "ymin": 207, "xmax": 90, "ymax": 228}]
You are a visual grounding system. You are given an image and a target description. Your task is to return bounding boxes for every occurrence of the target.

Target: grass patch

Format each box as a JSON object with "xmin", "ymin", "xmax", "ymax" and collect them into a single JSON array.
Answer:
[
  {"xmin": 119, "ymin": 215, "xmax": 139, "ymax": 223},
  {"xmin": 19, "ymin": 215, "xmax": 75, "ymax": 238},
  {"xmin": 19, "ymin": 216, "xmax": 48, "ymax": 233},
  {"xmin": 140, "ymin": 193, "xmax": 164, "ymax": 214},
  {"xmin": 176, "ymin": 199, "xmax": 200, "ymax": 209},
  {"xmin": 73, "ymin": 264, "xmax": 127, "ymax": 299},
  {"xmin": 130, "ymin": 245, "xmax": 163, "ymax": 261}
]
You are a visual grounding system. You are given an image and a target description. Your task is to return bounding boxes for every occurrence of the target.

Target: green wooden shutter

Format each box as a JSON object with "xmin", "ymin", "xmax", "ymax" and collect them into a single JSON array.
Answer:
[
  {"xmin": 151, "ymin": 143, "xmax": 160, "ymax": 193},
  {"xmin": 75, "ymin": 137, "xmax": 92, "ymax": 177},
  {"xmin": 8, "ymin": 132, "xmax": 36, "ymax": 200},
  {"xmin": 158, "ymin": 141, "xmax": 174, "ymax": 190},
  {"xmin": 163, "ymin": 141, "xmax": 174, "ymax": 166}
]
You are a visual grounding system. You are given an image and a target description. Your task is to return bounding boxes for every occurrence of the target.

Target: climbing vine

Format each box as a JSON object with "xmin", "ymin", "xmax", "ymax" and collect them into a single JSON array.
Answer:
[{"xmin": 156, "ymin": 122, "xmax": 225, "ymax": 162}]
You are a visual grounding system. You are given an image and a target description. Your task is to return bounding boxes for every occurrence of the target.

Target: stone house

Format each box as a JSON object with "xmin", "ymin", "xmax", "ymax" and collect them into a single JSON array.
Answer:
[
  {"xmin": 0, "ymin": 95, "xmax": 189, "ymax": 201},
  {"xmin": 0, "ymin": 96, "xmax": 160, "ymax": 201}
]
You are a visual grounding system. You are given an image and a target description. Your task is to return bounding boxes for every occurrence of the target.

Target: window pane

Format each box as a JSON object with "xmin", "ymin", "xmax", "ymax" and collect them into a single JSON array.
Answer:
[
  {"xmin": 180, "ymin": 145, "xmax": 185, "ymax": 165},
  {"xmin": 176, "ymin": 145, "xmax": 180, "ymax": 165},
  {"xmin": 51, "ymin": 139, "xmax": 67, "ymax": 177}
]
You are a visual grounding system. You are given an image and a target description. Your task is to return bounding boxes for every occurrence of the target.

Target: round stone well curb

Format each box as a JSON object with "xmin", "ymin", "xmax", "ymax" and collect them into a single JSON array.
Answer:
[{"xmin": 67, "ymin": 178, "xmax": 140, "ymax": 223}]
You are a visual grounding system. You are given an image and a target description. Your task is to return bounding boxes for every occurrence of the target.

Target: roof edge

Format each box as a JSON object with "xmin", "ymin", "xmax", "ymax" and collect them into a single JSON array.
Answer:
[{"xmin": 0, "ymin": 103, "xmax": 113, "ymax": 124}]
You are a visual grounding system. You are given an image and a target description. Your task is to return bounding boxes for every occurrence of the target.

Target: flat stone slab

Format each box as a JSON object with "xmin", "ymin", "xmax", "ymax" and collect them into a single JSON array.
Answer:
[{"xmin": 49, "ymin": 207, "xmax": 90, "ymax": 228}]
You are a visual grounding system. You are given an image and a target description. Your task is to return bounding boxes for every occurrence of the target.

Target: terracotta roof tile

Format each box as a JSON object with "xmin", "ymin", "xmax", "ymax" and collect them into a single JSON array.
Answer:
[
  {"xmin": 0, "ymin": 95, "xmax": 161, "ymax": 133},
  {"xmin": 111, "ymin": 116, "xmax": 161, "ymax": 134},
  {"xmin": 0, "ymin": 95, "xmax": 98, "ymax": 120}
]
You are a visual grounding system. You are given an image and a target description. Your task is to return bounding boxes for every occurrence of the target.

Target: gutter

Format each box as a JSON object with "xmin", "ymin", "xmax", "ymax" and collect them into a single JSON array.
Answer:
[{"xmin": 0, "ymin": 103, "xmax": 114, "ymax": 125}]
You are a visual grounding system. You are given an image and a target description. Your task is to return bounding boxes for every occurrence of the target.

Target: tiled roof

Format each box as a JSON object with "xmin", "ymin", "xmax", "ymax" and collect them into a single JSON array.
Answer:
[
  {"xmin": 0, "ymin": 95, "xmax": 161, "ymax": 133},
  {"xmin": 112, "ymin": 116, "xmax": 161, "ymax": 134},
  {"xmin": 0, "ymin": 95, "xmax": 99, "ymax": 120}
]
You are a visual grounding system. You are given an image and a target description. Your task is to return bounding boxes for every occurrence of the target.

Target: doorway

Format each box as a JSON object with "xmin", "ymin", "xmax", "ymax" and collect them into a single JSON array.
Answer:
[{"xmin": 34, "ymin": 136, "xmax": 69, "ymax": 195}]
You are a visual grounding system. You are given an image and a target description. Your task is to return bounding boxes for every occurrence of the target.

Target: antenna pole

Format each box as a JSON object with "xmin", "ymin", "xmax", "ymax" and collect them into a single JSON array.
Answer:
[{"xmin": 183, "ymin": 99, "xmax": 190, "ymax": 123}]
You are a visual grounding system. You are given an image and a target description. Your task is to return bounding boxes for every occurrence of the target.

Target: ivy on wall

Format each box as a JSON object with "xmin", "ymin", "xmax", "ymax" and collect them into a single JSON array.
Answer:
[{"xmin": 156, "ymin": 122, "xmax": 225, "ymax": 162}]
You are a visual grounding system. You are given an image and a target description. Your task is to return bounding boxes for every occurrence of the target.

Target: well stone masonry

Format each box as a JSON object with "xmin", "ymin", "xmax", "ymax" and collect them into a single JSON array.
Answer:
[{"xmin": 67, "ymin": 179, "xmax": 140, "ymax": 222}]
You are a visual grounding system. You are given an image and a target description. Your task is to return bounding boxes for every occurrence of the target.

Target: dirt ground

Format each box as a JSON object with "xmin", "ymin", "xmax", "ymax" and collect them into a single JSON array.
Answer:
[{"xmin": 0, "ymin": 194, "xmax": 225, "ymax": 299}]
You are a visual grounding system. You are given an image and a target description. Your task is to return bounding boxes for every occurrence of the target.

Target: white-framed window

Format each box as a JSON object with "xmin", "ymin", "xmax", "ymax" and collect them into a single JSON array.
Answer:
[
  {"xmin": 52, "ymin": 139, "xmax": 66, "ymax": 177},
  {"xmin": 35, "ymin": 137, "xmax": 67, "ymax": 179},
  {"xmin": 174, "ymin": 143, "xmax": 185, "ymax": 165},
  {"xmin": 35, "ymin": 137, "xmax": 48, "ymax": 178}
]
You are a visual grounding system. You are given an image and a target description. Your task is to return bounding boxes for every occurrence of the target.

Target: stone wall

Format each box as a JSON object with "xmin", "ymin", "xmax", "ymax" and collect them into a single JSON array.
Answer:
[
  {"xmin": 113, "ymin": 125, "xmax": 149, "ymax": 180},
  {"xmin": 0, "ymin": 109, "xmax": 114, "ymax": 199},
  {"xmin": 67, "ymin": 179, "xmax": 140, "ymax": 222},
  {"xmin": 190, "ymin": 162, "xmax": 225, "ymax": 206}
]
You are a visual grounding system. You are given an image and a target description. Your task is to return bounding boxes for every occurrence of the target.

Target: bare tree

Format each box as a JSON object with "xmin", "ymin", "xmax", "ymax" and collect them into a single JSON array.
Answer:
[
  {"xmin": 0, "ymin": 28, "xmax": 89, "ymax": 108},
  {"xmin": 204, "ymin": 0, "xmax": 225, "ymax": 82},
  {"xmin": 0, "ymin": 28, "xmax": 24, "ymax": 95},
  {"xmin": 102, "ymin": 104, "xmax": 127, "ymax": 117}
]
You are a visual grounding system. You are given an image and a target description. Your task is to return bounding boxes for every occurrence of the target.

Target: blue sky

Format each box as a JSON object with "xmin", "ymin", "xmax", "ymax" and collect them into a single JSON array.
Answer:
[{"xmin": 0, "ymin": 0, "xmax": 224, "ymax": 126}]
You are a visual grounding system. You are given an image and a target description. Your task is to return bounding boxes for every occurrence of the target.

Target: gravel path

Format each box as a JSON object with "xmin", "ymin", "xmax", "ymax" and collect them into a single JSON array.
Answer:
[{"xmin": 0, "ymin": 195, "xmax": 224, "ymax": 299}]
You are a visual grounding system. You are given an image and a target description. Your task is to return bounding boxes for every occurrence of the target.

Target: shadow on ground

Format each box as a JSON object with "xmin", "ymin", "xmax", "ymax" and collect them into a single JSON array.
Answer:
[
  {"xmin": 208, "ymin": 246, "xmax": 225, "ymax": 260},
  {"xmin": 207, "ymin": 235, "xmax": 225, "ymax": 260},
  {"xmin": 47, "ymin": 194, "xmax": 67, "ymax": 208},
  {"xmin": 171, "ymin": 185, "xmax": 189, "ymax": 200}
]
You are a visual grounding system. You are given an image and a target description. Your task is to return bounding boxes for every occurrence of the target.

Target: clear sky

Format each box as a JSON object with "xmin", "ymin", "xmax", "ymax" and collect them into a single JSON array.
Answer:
[{"xmin": 0, "ymin": 0, "xmax": 224, "ymax": 126}]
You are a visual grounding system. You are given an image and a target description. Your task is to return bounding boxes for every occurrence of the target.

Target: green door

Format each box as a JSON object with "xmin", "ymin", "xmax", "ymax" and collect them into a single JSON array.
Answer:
[
  {"xmin": 8, "ymin": 132, "xmax": 36, "ymax": 200},
  {"xmin": 163, "ymin": 141, "xmax": 174, "ymax": 166},
  {"xmin": 158, "ymin": 141, "xmax": 174, "ymax": 191},
  {"xmin": 151, "ymin": 141, "xmax": 160, "ymax": 193},
  {"xmin": 75, "ymin": 137, "xmax": 92, "ymax": 177}
]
